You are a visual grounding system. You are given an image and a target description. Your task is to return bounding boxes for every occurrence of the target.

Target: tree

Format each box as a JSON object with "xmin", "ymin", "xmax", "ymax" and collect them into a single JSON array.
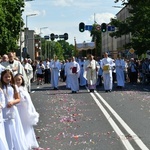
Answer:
[
  {"xmin": 111, "ymin": 1, "xmax": 150, "ymax": 56},
  {"xmin": 57, "ymin": 40, "xmax": 74, "ymax": 60},
  {"xmin": 0, "ymin": 0, "xmax": 24, "ymax": 55},
  {"xmin": 40, "ymin": 38, "xmax": 75, "ymax": 61},
  {"xmin": 90, "ymin": 24, "xmax": 102, "ymax": 57}
]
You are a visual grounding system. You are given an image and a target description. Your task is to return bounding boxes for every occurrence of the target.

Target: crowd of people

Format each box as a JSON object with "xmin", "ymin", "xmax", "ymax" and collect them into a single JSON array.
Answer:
[
  {"xmin": 34, "ymin": 52, "xmax": 150, "ymax": 93},
  {"xmin": 0, "ymin": 51, "xmax": 150, "ymax": 149}
]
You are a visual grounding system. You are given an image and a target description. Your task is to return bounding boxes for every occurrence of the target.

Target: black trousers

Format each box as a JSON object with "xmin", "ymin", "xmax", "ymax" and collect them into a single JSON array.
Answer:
[{"xmin": 44, "ymin": 69, "xmax": 51, "ymax": 83}]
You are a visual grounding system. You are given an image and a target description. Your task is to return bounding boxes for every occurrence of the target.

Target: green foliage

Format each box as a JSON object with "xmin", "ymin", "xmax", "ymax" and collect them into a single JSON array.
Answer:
[
  {"xmin": 41, "ymin": 39, "xmax": 75, "ymax": 61},
  {"xmin": 57, "ymin": 40, "xmax": 74, "ymax": 60},
  {"xmin": 111, "ymin": 1, "xmax": 150, "ymax": 56},
  {"xmin": 90, "ymin": 24, "xmax": 102, "ymax": 57},
  {"xmin": 0, "ymin": 0, "xmax": 24, "ymax": 55}
]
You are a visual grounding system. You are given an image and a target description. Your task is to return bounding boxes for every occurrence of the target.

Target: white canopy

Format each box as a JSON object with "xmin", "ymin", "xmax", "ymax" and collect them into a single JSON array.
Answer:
[{"xmin": 76, "ymin": 42, "xmax": 95, "ymax": 51}]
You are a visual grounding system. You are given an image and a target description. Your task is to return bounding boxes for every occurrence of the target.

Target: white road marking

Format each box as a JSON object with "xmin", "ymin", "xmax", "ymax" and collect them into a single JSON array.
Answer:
[
  {"xmin": 90, "ymin": 92, "xmax": 134, "ymax": 150},
  {"xmin": 143, "ymin": 88, "xmax": 149, "ymax": 91},
  {"xmin": 93, "ymin": 90, "xmax": 149, "ymax": 150}
]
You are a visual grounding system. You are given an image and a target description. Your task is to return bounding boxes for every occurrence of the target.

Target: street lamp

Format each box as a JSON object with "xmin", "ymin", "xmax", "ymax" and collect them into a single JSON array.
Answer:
[
  {"xmin": 25, "ymin": 13, "xmax": 37, "ymax": 55},
  {"xmin": 39, "ymin": 27, "xmax": 48, "ymax": 59},
  {"xmin": 26, "ymin": 13, "xmax": 37, "ymax": 28},
  {"xmin": 19, "ymin": 0, "xmax": 35, "ymax": 61}
]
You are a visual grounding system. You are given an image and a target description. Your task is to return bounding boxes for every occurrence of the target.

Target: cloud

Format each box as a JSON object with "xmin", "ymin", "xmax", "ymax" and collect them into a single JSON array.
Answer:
[
  {"xmin": 52, "ymin": 0, "xmax": 101, "ymax": 9},
  {"xmin": 52, "ymin": 0, "xmax": 74, "ymax": 7},
  {"xmin": 89, "ymin": 13, "xmax": 115, "ymax": 24}
]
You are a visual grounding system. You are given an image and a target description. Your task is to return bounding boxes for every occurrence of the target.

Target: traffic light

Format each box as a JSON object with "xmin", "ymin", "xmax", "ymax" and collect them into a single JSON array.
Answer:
[
  {"xmin": 79, "ymin": 22, "xmax": 85, "ymax": 32},
  {"xmin": 101, "ymin": 23, "xmax": 107, "ymax": 32},
  {"xmin": 64, "ymin": 33, "xmax": 68, "ymax": 40},
  {"xmin": 50, "ymin": 33, "xmax": 55, "ymax": 41}
]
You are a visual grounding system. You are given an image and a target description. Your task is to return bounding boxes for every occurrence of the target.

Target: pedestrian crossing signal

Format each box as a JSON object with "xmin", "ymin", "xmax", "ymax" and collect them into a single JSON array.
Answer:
[
  {"xmin": 79, "ymin": 22, "xmax": 85, "ymax": 32},
  {"xmin": 101, "ymin": 23, "xmax": 107, "ymax": 32}
]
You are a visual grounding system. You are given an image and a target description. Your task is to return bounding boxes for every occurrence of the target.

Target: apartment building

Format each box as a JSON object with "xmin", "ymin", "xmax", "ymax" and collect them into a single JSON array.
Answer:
[{"xmin": 101, "ymin": 6, "xmax": 131, "ymax": 58}]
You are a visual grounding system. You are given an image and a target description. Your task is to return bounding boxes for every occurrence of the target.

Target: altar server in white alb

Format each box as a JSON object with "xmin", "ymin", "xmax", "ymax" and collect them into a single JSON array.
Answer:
[
  {"xmin": 67, "ymin": 56, "xmax": 80, "ymax": 93},
  {"xmin": 14, "ymin": 73, "xmax": 39, "ymax": 149},
  {"xmin": 23, "ymin": 58, "xmax": 33, "ymax": 92},
  {"xmin": 0, "ymin": 88, "xmax": 9, "ymax": 150},
  {"xmin": 64, "ymin": 58, "xmax": 71, "ymax": 89},
  {"xmin": 115, "ymin": 54, "xmax": 125, "ymax": 89},
  {"xmin": 101, "ymin": 52, "xmax": 114, "ymax": 92},
  {"xmin": 50, "ymin": 56, "xmax": 61, "ymax": 90},
  {"xmin": 79, "ymin": 57, "xmax": 87, "ymax": 87}
]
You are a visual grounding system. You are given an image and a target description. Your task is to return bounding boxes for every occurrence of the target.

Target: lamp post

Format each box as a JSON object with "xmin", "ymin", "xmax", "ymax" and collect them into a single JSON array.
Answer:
[
  {"xmin": 39, "ymin": 27, "xmax": 48, "ymax": 60},
  {"xmin": 19, "ymin": 0, "xmax": 35, "ymax": 61},
  {"xmin": 25, "ymin": 13, "xmax": 37, "ymax": 56},
  {"xmin": 26, "ymin": 14, "xmax": 37, "ymax": 28}
]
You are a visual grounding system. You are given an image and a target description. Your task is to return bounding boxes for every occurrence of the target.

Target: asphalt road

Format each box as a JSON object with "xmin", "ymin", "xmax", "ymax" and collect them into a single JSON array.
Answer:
[{"xmin": 30, "ymin": 81, "xmax": 150, "ymax": 150}]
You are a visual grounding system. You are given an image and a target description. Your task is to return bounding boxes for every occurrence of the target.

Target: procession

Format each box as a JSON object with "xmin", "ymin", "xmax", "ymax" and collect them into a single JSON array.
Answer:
[{"xmin": 0, "ymin": 51, "xmax": 150, "ymax": 149}]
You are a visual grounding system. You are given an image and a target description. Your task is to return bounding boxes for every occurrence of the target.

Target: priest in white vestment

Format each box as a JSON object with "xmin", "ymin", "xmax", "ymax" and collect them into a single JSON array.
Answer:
[
  {"xmin": 83, "ymin": 54, "xmax": 99, "ymax": 92},
  {"xmin": 2, "ymin": 52, "xmax": 28, "ymax": 87},
  {"xmin": 67, "ymin": 57, "xmax": 80, "ymax": 93}
]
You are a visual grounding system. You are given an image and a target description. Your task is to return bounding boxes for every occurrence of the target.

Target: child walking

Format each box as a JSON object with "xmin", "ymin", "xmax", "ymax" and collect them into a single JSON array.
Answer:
[
  {"xmin": 1, "ymin": 69, "xmax": 29, "ymax": 150},
  {"xmin": 14, "ymin": 73, "xmax": 39, "ymax": 149},
  {"xmin": 0, "ymin": 88, "xmax": 9, "ymax": 150}
]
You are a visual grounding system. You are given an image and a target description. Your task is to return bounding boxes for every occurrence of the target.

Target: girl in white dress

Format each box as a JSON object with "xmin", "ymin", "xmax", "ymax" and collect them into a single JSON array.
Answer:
[
  {"xmin": 0, "ymin": 88, "xmax": 9, "ymax": 150},
  {"xmin": 1, "ymin": 69, "xmax": 29, "ymax": 150},
  {"xmin": 14, "ymin": 73, "xmax": 39, "ymax": 149}
]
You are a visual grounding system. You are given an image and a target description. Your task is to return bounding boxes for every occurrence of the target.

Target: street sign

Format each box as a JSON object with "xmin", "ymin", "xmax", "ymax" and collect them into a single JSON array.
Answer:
[
  {"xmin": 22, "ymin": 47, "xmax": 27, "ymax": 52},
  {"xmin": 55, "ymin": 35, "xmax": 58, "ymax": 39},
  {"xmin": 59, "ymin": 35, "xmax": 65, "ymax": 38},
  {"xmin": 96, "ymin": 24, "xmax": 101, "ymax": 31},
  {"xmin": 107, "ymin": 26, "xmax": 115, "ymax": 31},
  {"xmin": 85, "ymin": 25, "xmax": 93, "ymax": 31},
  {"xmin": 44, "ymin": 35, "xmax": 49, "ymax": 39},
  {"xmin": 146, "ymin": 50, "xmax": 150, "ymax": 55},
  {"xmin": 129, "ymin": 48, "xmax": 135, "ymax": 54}
]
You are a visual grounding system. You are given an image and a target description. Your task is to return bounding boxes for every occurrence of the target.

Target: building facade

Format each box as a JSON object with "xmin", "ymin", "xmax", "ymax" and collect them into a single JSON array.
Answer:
[{"xmin": 101, "ymin": 6, "xmax": 131, "ymax": 59}]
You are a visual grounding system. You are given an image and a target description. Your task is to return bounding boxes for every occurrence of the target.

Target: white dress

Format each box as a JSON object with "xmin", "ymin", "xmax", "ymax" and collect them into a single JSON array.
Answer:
[
  {"xmin": 115, "ymin": 59, "xmax": 125, "ymax": 87},
  {"xmin": 0, "ymin": 89, "xmax": 9, "ymax": 150},
  {"xmin": 16, "ymin": 86, "xmax": 39, "ymax": 149},
  {"xmin": 2, "ymin": 84, "xmax": 29, "ymax": 150},
  {"xmin": 50, "ymin": 60, "xmax": 61, "ymax": 88}
]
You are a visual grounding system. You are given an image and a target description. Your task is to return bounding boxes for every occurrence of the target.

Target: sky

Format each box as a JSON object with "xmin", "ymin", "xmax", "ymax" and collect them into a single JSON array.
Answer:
[{"xmin": 23, "ymin": 0, "xmax": 123, "ymax": 45}]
